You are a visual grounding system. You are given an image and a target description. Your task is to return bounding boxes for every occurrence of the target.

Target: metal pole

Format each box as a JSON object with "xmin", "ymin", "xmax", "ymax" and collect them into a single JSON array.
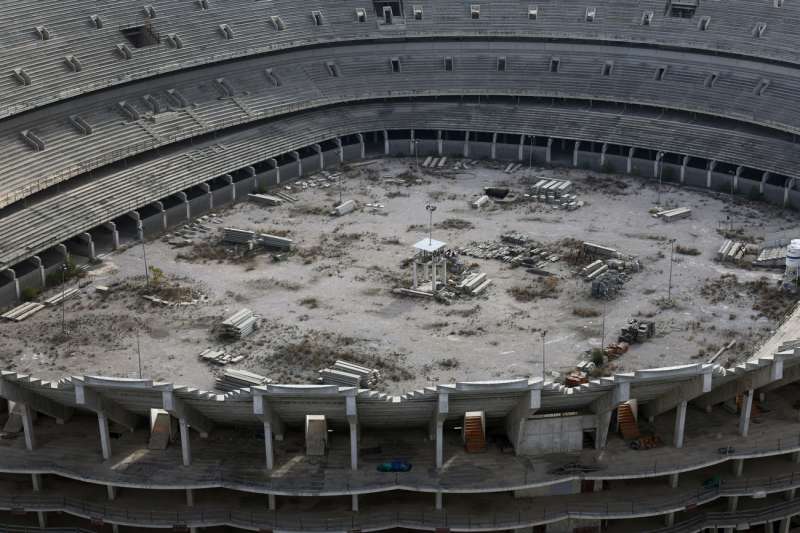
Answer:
[
  {"xmin": 601, "ymin": 300, "xmax": 606, "ymax": 351},
  {"xmin": 338, "ymin": 174, "xmax": 342, "ymax": 205},
  {"xmin": 414, "ymin": 140, "xmax": 419, "ymax": 172},
  {"xmin": 61, "ymin": 264, "xmax": 67, "ymax": 334},
  {"xmin": 541, "ymin": 330, "xmax": 547, "ymax": 381},
  {"xmin": 668, "ymin": 240, "xmax": 675, "ymax": 301},
  {"xmin": 657, "ymin": 151, "xmax": 664, "ymax": 205},
  {"xmin": 528, "ymin": 135, "xmax": 534, "ymax": 171},
  {"xmin": 141, "ymin": 239, "xmax": 150, "ymax": 287},
  {"xmin": 136, "ymin": 329, "xmax": 143, "ymax": 379}
]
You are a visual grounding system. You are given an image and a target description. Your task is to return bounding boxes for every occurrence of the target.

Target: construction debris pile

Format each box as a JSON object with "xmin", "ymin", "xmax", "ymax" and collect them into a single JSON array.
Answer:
[
  {"xmin": 580, "ymin": 242, "xmax": 641, "ymax": 300},
  {"xmin": 248, "ymin": 191, "xmax": 296, "ymax": 206},
  {"xmin": 753, "ymin": 240, "xmax": 790, "ymax": 268},
  {"xmin": 166, "ymin": 214, "xmax": 223, "ymax": 247},
  {"xmin": 718, "ymin": 239, "xmax": 758, "ymax": 265},
  {"xmin": 653, "ymin": 207, "xmax": 692, "ymax": 223},
  {"xmin": 618, "ymin": 319, "xmax": 655, "ymax": 344},
  {"xmin": 282, "ymin": 170, "xmax": 341, "ymax": 192},
  {"xmin": 319, "ymin": 360, "xmax": 381, "ymax": 388},
  {"xmin": 215, "ymin": 369, "xmax": 270, "ymax": 391},
  {"xmin": 200, "ymin": 348, "xmax": 246, "ymax": 366},
  {"xmin": 219, "ymin": 308, "xmax": 258, "ymax": 339},
  {"xmin": 222, "ymin": 227, "xmax": 293, "ymax": 252},
  {"xmin": 528, "ymin": 178, "xmax": 583, "ymax": 210},
  {"xmin": 459, "ymin": 232, "xmax": 560, "ymax": 275}
]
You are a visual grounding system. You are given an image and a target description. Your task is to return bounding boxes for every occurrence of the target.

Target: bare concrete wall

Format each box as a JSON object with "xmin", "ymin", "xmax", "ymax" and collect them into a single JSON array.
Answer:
[
  {"xmin": 518, "ymin": 415, "xmax": 584, "ymax": 455},
  {"xmin": 213, "ymin": 185, "xmax": 234, "ymax": 207},
  {"xmin": 165, "ymin": 205, "xmax": 187, "ymax": 228}
]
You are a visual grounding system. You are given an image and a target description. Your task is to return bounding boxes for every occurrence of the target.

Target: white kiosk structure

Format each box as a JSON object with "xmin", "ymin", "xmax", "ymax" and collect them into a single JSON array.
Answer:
[{"xmin": 412, "ymin": 238, "xmax": 448, "ymax": 293}]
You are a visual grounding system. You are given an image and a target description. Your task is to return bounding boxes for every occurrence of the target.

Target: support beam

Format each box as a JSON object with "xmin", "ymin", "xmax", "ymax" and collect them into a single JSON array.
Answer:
[
  {"xmin": 738, "ymin": 389, "xmax": 754, "ymax": 437},
  {"xmin": 429, "ymin": 391, "xmax": 449, "ymax": 469},
  {"xmin": 75, "ymin": 382, "xmax": 138, "ymax": 431},
  {"xmin": 198, "ymin": 183, "xmax": 212, "ymax": 210},
  {"xmin": 186, "ymin": 488, "xmax": 194, "ymax": 507},
  {"xmin": 545, "ymin": 138, "xmax": 553, "ymax": 163},
  {"xmin": 505, "ymin": 385, "xmax": 542, "ymax": 453},
  {"xmin": 267, "ymin": 158, "xmax": 279, "ymax": 184},
  {"xmin": 732, "ymin": 459, "xmax": 744, "ymax": 477},
  {"xmin": 290, "ymin": 151, "xmax": 301, "ymax": 176},
  {"xmin": 97, "ymin": 412, "xmax": 112, "ymax": 460},
  {"xmin": 573, "ymin": 140, "xmax": 580, "ymax": 167},
  {"xmin": 600, "ymin": 143, "xmax": 608, "ymax": 166},
  {"xmin": 179, "ymin": 417, "xmax": 192, "ymax": 466},
  {"xmin": 435, "ymin": 492, "xmax": 443, "ymax": 510},
  {"xmin": 313, "ymin": 143, "xmax": 323, "ymax": 169},
  {"xmin": 78, "ymin": 232, "xmax": 96, "ymax": 261},
  {"xmin": 785, "ymin": 178, "xmax": 796, "ymax": 208},
  {"xmin": 102, "ymin": 223, "xmax": 119, "ymax": 250},
  {"xmin": 268, "ymin": 494, "xmax": 276, "ymax": 511},
  {"xmin": 37, "ymin": 511, "xmax": 46, "ymax": 528},
  {"xmin": 151, "ymin": 201, "xmax": 166, "ymax": 231},
  {"xmin": 734, "ymin": 166, "xmax": 742, "ymax": 192},
  {"xmin": 491, "ymin": 132, "xmax": 498, "ymax": 159},
  {"xmin": 653, "ymin": 151, "xmax": 663, "ymax": 178},
  {"xmin": 383, "ymin": 130, "xmax": 390, "ymax": 155},
  {"xmin": 641, "ymin": 367, "xmax": 713, "ymax": 419},
  {"xmin": 346, "ymin": 395, "xmax": 358, "ymax": 470},
  {"xmin": 626, "ymin": 147, "xmax": 635, "ymax": 173},
  {"xmin": 674, "ymin": 400, "xmax": 687, "ymax": 449},
  {"xmin": 127, "ymin": 211, "xmax": 144, "ymax": 241},
  {"xmin": 761, "ymin": 171, "xmax": 770, "ymax": 194},
  {"xmin": 162, "ymin": 391, "xmax": 214, "ymax": 436},
  {"xmin": 2, "ymin": 268, "xmax": 19, "ymax": 302},
  {"xmin": 727, "ymin": 495, "xmax": 739, "ymax": 512},
  {"xmin": 173, "ymin": 192, "xmax": 189, "ymax": 222},
  {"xmin": 336, "ymin": 137, "xmax": 344, "ymax": 163},
  {"xmin": 31, "ymin": 474, "xmax": 42, "ymax": 492},
  {"xmin": 351, "ymin": 494, "xmax": 359, "ymax": 512},
  {"xmin": 694, "ymin": 354, "xmax": 788, "ymax": 409},
  {"xmin": 706, "ymin": 160, "xmax": 717, "ymax": 189},
  {"xmin": 664, "ymin": 512, "xmax": 675, "ymax": 527},
  {"xmin": 223, "ymin": 174, "xmax": 234, "ymax": 203},
  {"xmin": 253, "ymin": 392, "xmax": 285, "ymax": 470},
  {"xmin": 106, "ymin": 484, "xmax": 117, "ymax": 501},
  {"xmin": 463, "ymin": 131, "xmax": 470, "ymax": 158},
  {"xmin": 356, "ymin": 133, "xmax": 365, "ymax": 159},
  {"xmin": 517, "ymin": 135, "xmax": 525, "ymax": 161},
  {"xmin": 680, "ymin": 155, "xmax": 689, "ymax": 184},
  {"xmin": 0, "ymin": 374, "xmax": 74, "ymax": 422},
  {"xmin": 669, "ymin": 473, "xmax": 679, "ymax": 488}
]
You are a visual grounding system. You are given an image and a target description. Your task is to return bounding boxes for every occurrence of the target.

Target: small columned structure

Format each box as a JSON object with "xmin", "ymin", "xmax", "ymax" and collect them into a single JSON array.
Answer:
[{"xmin": 411, "ymin": 238, "xmax": 447, "ymax": 293}]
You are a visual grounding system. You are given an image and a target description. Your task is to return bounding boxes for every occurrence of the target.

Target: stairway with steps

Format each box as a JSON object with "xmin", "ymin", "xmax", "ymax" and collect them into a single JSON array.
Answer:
[
  {"xmin": 463, "ymin": 411, "xmax": 486, "ymax": 453},
  {"xmin": 617, "ymin": 402, "xmax": 640, "ymax": 440}
]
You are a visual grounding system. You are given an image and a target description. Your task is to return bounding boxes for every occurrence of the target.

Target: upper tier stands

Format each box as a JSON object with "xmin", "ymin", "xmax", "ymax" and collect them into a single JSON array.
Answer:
[
  {"xmin": 0, "ymin": 41, "xmax": 798, "ymax": 209},
  {"xmin": 3, "ymin": 0, "xmax": 800, "ymax": 118},
  {"xmin": 0, "ymin": 98, "xmax": 796, "ymax": 271}
]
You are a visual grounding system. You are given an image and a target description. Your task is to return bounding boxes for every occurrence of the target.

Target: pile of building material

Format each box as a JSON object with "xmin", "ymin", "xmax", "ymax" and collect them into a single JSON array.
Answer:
[
  {"xmin": 717, "ymin": 240, "xmax": 756, "ymax": 264},
  {"xmin": 222, "ymin": 228, "xmax": 256, "ymax": 250},
  {"xmin": 319, "ymin": 360, "xmax": 381, "ymax": 388},
  {"xmin": 43, "ymin": 287, "xmax": 80, "ymax": 306},
  {"xmin": 655, "ymin": 207, "xmax": 692, "ymax": 222},
  {"xmin": 619, "ymin": 319, "xmax": 655, "ymax": 344},
  {"xmin": 200, "ymin": 348, "xmax": 246, "ymax": 366},
  {"xmin": 257, "ymin": 233, "xmax": 293, "ymax": 251},
  {"xmin": 582, "ymin": 242, "xmax": 623, "ymax": 260},
  {"xmin": 421, "ymin": 156, "xmax": 448, "ymax": 168},
  {"xmin": 1, "ymin": 301, "xmax": 45, "ymax": 322},
  {"xmin": 220, "ymin": 309, "xmax": 258, "ymax": 339},
  {"xmin": 529, "ymin": 178, "xmax": 582, "ymax": 210},
  {"xmin": 248, "ymin": 193, "xmax": 284, "ymax": 206},
  {"xmin": 591, "ymin": 271, "xmax": 628, "ymax": 299},
  {"xmin": 289, "ymin": 172, "xmax": 336, "ymax": 191},
  {"xmin": 143, "ymin": 294, "xmax": 206, "ymax": 307},
  {"xmin": 215, "ymin": 369, "xmax": 270, "ymax": 391},
  {"xmin": 458, "ymin": 272, "xmax": 493, "ymax": 295},
  {"xmin": 565, "ymin": 371, "xmax": 589, "ymax": 387},
  {"xmin": 753, "ymin": 241, "xmax": 790, "ymax": 268},
  {"xmin": 333, "ymin": 199, "xmax": 356, "ymax": 216},
  {"xmin": 459, "ymin": 233, "xmax": 559, "ymax": 269},
  {"xmin": 503, "ymin": 162, "xmax": 523, "ymax": 174},
  {"xmin": 604, "ymin": 342, "xmax": 630, "ymax": 360},
  {"xmin": 272, "ymin": 190, "xmax": 298, "ymax": 203}
]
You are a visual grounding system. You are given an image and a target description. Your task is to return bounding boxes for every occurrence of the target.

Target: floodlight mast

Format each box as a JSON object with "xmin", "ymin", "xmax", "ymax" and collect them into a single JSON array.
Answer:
[{"xmin": 425, "ymin": 204, "xmax": 437, "ymax": 245}]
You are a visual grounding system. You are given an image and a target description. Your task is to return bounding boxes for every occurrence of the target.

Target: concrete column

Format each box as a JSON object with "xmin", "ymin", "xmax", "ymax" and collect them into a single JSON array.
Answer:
[
  {"xmin": 680, "ymin": 155, "xmax": 689, "ymax": 184},
  {"xmin": 266, "ymin": 158, "xmax": 279, "ymax": 185},
  {"xmin": 785, "ymin": 178, "xmax": 796, "ymax": 207},
  {"xmin": 593, "ymin": 480, "xmax": 603, "ymax": 492},
  {"xmin": 653, "ymin": 151, "xmax": 662, "ymax": 178},
  {"xmin": 2, "ymin": 268, "xmax": 20, "ymax": 302},
  {"xmin": 112, "ymin": 524, "xmax": 119, "ymax": 533},
  {"xmin": 792, "ymin": 452, "xmax": 800, "ymax": 463},
  {"xmin": 19, "ymin": 403, "xmax": 36, "ymax": 450},
  {"xmin": 128, "ymin": 211, "xmax": 144, "ymax": 241},
  {"xmin": 734, "ymin": 166, "xmax": 742, "ymax": 192},
  {"xmin": 336, "ymin": 138, "xmax": 344, "ymax": 163},
  {"xmin": 37, "ymin": 511, "xmax": 46, "ymax": 528},
  {"xmin": 435, "ymin": 492, "xmax": 443, "ymax": 510},
  {"xmin": 573, "ymin": 140, "xmax": 580, "ymax": 167},
  {"xmin": 739, "ymin": 389, "xmax": 753, "ymax": 437},
  {"xmin": 600, "ymin": 143, "xmax": 608, "ymax": 166},
  {"xmin": 268, "ymin": 494, "xmax": 276, "ymax": 511},
  {"xmin": 80, "ymin": 232, "xmax": 96, "ymax": 260},
  {"xmin": 290, "ymin": 151, "xmax": 301, "ymax": 176},
  {"xmin": 245, "ymin": 166, "xmax": 256, "ymax": 195},
  {"xmin": 491, "ymin": 132, "xmax": 498, "ymax": 159},
  {"xmin": 412, "ymin": 262, "xmax": 418, "ymax": 289},
  {"xmin": 28, "ymin": 256, "xmax": 45, "ymax": 288},
  {"xmin": 664, "ymin": 512, "xmax": 675, "ymax": 527},
  {"xmin": 198, "ymin": 183, "xmax": 212, "ymax": 210},
  {"xmin": 223, "ymin": 174, "xmax": 234, "ymax": 203},
  {"xmin": 186, "ymin": 488, "xmax": 194, "ymax": 507},
  {"xmin": 545, "ymin": 138, "xmax": 553, "ymax": 163},
  {"xmin": 785, "ymin": 488, "xmax": 796, "ymax": 501},
  {"xmin": 732, "ymin": 459, "xmax": 744, "ymax": 477},
  {"xmin": 152, "ymin": 201, "xmax": 166, "ymax": 230},
  {"xmin": 106, "ymin": 484, "xmax": 117, "ymax": 501},
  {"xmin": 383, "ymin": 131, "xmax": 390, "ymax": 155},
  {"xmin": 103, "ymin": 223, "xmax": 120, "ymax": 250},
  {"xmin": 760, "ymin": 171, "xmax": 770, "ymax": 194},
  {"xmin": 409, "ymin": 129, "xmax": 415, "ymax": 155},
  {"xmin": 356, "ymin": 133, "xmax": 365, "ymax": 159},
  {"xmin": 173, "ymin": 191, "xmax": 189, "ymax": 222},
  {"xmin": 595, "ymin": 410, "xmax": 612, "ymax": 449},
  {"xmin": 779, "ymin": 517, "xmax": 790, "ymax": 533},
  {"xmin": 626, "ymin": 147, "xmax": 635, "ymax": 173},
  {"xmin": 179, "ymin": 417, "xmax": 192, "ymax": 466},
  {"xmin": 349, "ymin": 420, "xmax": 358, "ymax": 470},
  {"xmin": 669, "ymin": 473, "xmax": 679, "ymax": 488},
  {"xmin": 727, "ymin": 495, "xmax": 738, "ymax": 512},
  {"xmin": 437, "ymin": 130, "xmax": 443, "ymax": 155},
  {"xmin": 98, "ymin": 412, "xmax": 112, "ymax": 460},
  {"xmin": 706, "ymin": 160, "xmax": 717, "ymax": 188},
  {"xmin": 313, "ymin": 143, "xmax": 323, "ymax": 169},
  {"xmin": 435, "ymin": 418, "xmax": 444, "ymax": 468},
  {"xmin": 263, "ymin": 421, "xmax": 274, "ymax": 470},
  {"xmin": 31, "ymin": 474, "xmax": 42, "ymax": 492},
  {"xmin": 352, "ymin": 494, "xmax": 359, "ymax": 512},
  {"xmin": 463, "ymin": 131, "xmax": 470, "ymax": 157},
  {"xmin": 674, "ymin": 401, "xmax": 687, "ymax": 448}
]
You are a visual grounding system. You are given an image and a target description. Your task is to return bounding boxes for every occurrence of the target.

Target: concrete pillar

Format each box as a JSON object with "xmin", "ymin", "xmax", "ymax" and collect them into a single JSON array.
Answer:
[
  {"xmin": 352, "ymin": 494, "xmax": 359, "ymax": 512},
  {"xmin": 112, "ymin": 524, "xmax": 119, "ymax": 533},
  {"xmin": 245, "ymin": 166, "xmax": 256, "ymax": 195},
  {"xmin": 706, "ymin": 160, "xmax": 717, "ymax": 188},
  {"xmin": 653, "ymin": 151, "xmax": 662, "ymax": 178},
  {"xmin": 739, "ymin": 389, "xmax": 753, "ymax": 437},
  {"xmin": 761, "ymin": 171, "xmax": 770, "ymax": 194},
  {"xmin": 595, "ymin": 410, "xmax": 612, "ymax": 449},
  {"xmin": 223, "ymin": 174, "xmax": 234, "ymax": 203},
  {"xmin": 491, "ymin": 132, "xmax": 498, "ymax": 159},
  {"xmin": 600, "ymin": 143, "xmax": 608, "ymax": 166},
  {"xmin": 734, "ymin": 166, "xmax": 742, "ymax": 192},
  {"xmin": 792, "ymin": 451, "xmax": 800, "ymax": 464},
  {"xmin": 198, "ymin": 183, "xmax": 212, "ymax": 210},
  {"xmin": 409, "ymin": 129, "xmax": 415, "ymax": 155},
  {"xmin": 435, "ymin": 492, "xmax": 443, "ymax": 509},
  {"xmin": 463, "ymin": 131, "xmax": 470, "ymax": 157},
  {"xmin": 732, "ymin": 459, "xmax": 744, "ymax": 477},
  {"xmin": 128, "ymin": 211, "xmax": 144, "ymax": 241},
  {"xmin": 593, "ymin": 480, "xmax": 603, "ymax": 492},
  {"xmin": 626, "ymin": 147, "xmax": 635, "ymax": 173},
  {"xmin": 179, "ymin": 417, "xmax": 192, "ymax": 466},
  {"xmin": 785, "ymin": 178, "xmax": 796, "ymax": 207},
  {"xmin": 2, "ymin": 268, "xmax": 20, "ymax": 302},
  {"xmin": 727, "ymin": 495, "xmax": 738, "ymax": 512},
  {"xmin": 779, "ymin": 517, "xmax": 790, "ymax": 533},
  {"xmin": 437, "ymin": 130, "xmax": 443, "ymax": 155},
  {"xmin": 267, "ymin": 158, "xmax": 279, "ymax": 184},
  {"xmin": 336, "ymin": 137, "xmax": 344, "ymax": 162},
  {"xmin": 186, "ymin": 488, "xmax": 194, "ymax": 507},
  {"xmin": 545, "ymin": 138, "xmax": 553, "ymax": 163},
  {"xmin": 349, "ymin": 420, "xmax": 358, "ymax": 470},
  {"xmin": 268, "ymin": 494, "xmax": 276, "ymax": 511},
  {"xmin": 80, "ymin": 233, "xmax": 96, "ymax": 260},
  {"xmin": 290, "ymin": 151, "xmax": 301, "ymax": 176},
  {"xmin": 573, "ymin": 140, "xmax": 580, "ymax": 167},
  {"xmin": 517, "ymin": 135, "xmax": 525, "ymax": 161},
  {"xmin": 31, "ymin": 473, "xmax": 42, "ymax": 492},
  {"xmin": 785, "ymin": 488, "xmax": 796, "ymax": 501},
  {"xmin": 664, "ymin": 512, "xmax": 675, "ymax": 527},
  {"xmin": 435, "ymin": 418, "xmax": 444, "ymax": 468},
  {"xmin": 680, "ymin": 155, "xmax": 689, "ymax": 184},
  {"xmin": 28, "ymin": 256, "xmax": 45, "ymax": 288},
  {"xmin": 102, "ymin": 223, "xmax": 120, "ymax": 250},
  {"xmin": 313, "ymin": 143, "xmax": 323, "ymax": 169},
  {"xmin": 152, "ymin": 200, "xmax": 166, "ymax": 230},
  {"xmin": 263, "ymin": 421, "xmax": 274, "ymax": 470},
  {"xmin": 37, "ymin": 511, "xmax": 46, "ymax": 528},
  {"xmin": 383, "ymin": 130, "xmax": 390, "ymax": 155},
  {"xmin": 106, "ymin": 484, "xmax": 117, "ymax": 501},
  {"xmin": 19, "ymin": 403, "xmax": 35, "ymax": 450},
  {"xmin": 669, "ymin": 473, "xmax": 679, "ymax": 488},
  {"xmin": 98, "ymin": 412, "xmax": 112, "ymax": 460},
  {"xmin": 674, "ymin": 401, "xmax": 687, "ymax": 448},
  {"xmin": 352, "ymin": 133, "xmax": 363, "ymax": 159},
  {"xmin": 173, "ymin": 191, "xmax": 189, "ymax": 221},
  {"xmin": 412, "ymin": 262, "xmax": 418, "ymax": 289}
]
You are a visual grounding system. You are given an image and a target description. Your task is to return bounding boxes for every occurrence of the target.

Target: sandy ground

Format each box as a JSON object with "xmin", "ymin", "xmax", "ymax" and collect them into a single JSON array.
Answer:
[{"xmin": 1, "ymin": 159, "xmax": 798, "ymax": 393}]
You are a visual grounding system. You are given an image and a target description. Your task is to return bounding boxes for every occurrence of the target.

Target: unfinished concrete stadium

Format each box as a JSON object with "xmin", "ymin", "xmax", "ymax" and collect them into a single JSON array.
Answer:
[{"xmin": 3, "ymin": 1, "xmax": 800, "ymax": 532}]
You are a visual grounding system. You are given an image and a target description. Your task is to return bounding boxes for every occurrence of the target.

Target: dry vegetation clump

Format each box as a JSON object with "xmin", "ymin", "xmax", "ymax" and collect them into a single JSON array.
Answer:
[
  {"xmin": 508, "ymin": 276, "xmax": 561, "ymax": 302},
  {"xmin": 288, "ymin": 203, "xmax": 330, "ymax": 217},
  {"xmin": 436, "ymin": 218, "xmax": 474, "ymax": 230},
  {"xmin": 583, "ymin": 174, "xmax": 630, "ymax": 195},
  {"xmin": 572, "ymin": 307, "xmax": 601, "ymax": 318},
  {"xmin": 716, "ymin": 228, "xmax": 760, "ymax": 244},
  {"xmin": 175, "ymin": 241, "xmax": 261, "ymax": 265},
  {"xmin": 700, "ymin": 274, "xmax": 797, "ymax": 321},
  {"xmin": 675, "ymin": 245, "xmax": 702, "ymax": 256}
]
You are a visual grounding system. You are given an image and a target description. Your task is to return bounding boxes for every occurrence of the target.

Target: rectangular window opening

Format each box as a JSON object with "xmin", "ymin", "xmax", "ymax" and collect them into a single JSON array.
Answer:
[
  {"xmin": 120, "ymin": 25, "xmax": 160, "ymax": 48},
  {"xmin": 497, "ymin": 56, "xmax": 507, "ymax": 72},
  {"xmin": 390, "ymin": 58, "xmax": 400, "ymax": 73},
  {"xmin": 550, "ymin": 58, "xmax": 560, "ymax": 73},
  {"xmin": 444, "ymin": 56, "xmax": 453, "ymax": 72}
]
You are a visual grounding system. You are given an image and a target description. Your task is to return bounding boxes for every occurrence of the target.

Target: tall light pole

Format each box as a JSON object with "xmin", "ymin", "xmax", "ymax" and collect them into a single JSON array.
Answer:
[
  {"xmin": 142, "ymin": 239, "xmax": 150, "ymax": 288},
  {"xmin": 528, "ymin": 135, "xmax": 534, "ymax": 171},
  {"xmin": 541, "ymin": 330, "xmax": 547, "ymax": 381},
  {"xmin": 667, "ymin": 239, "xmax": 675, "ymax": 302},
  {"xmin": 413, "ymin": 139, "xmax": 420, "ymax": 173},
  {"xmin": 601, "ymin": 299, "xmax": 607, "ymax": 351},
  {"xmin": 136, "ymin": 328, "xmax": 143, "ymax": 379},
  {"xmin": 61, "ymin": 263, "xmax": 67, "ymax": 334},
  {"xmin": 425, "ymin": 204, "xmax": 437, "ymax": 245},
  {"xmin": 338, "ymin": 173, "xmax": 343, "ymax": 205},
  {"xmin": 657, "ymin": 151, "xmax": 664, "ymax": 206}
]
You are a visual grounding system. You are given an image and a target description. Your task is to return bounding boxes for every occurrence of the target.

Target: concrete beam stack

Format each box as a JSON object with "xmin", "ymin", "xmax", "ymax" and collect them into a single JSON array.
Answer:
[{"xmin": 220, "ymin": 309, "xmax": 258, "ymax": 339}]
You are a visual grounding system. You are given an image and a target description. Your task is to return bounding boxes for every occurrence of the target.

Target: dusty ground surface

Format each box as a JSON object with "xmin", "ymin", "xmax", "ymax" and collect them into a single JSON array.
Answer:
[{"xmin": 1, "ymin": 159, "xmax": 798, "ymax": 393}]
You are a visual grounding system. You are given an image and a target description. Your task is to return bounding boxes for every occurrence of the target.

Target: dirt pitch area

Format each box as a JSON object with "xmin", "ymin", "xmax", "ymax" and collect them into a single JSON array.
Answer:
[{"xmin": 1, "ymin": 159, "xmax": 798, "ymax": 393}]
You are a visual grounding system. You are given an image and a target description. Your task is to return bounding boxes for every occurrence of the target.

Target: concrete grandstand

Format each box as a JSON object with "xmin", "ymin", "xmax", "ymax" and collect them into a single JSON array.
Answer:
[{"xmin": 1, "ymin": 0, "xmax": 800, "ymax": 532}]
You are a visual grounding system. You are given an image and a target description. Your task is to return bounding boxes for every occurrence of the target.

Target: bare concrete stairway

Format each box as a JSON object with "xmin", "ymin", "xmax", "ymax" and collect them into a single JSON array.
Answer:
[
  {"xmin": 463, "ymin": 411, "xmax": 486, "ymax": 453},
  {"xmin": 617, "ymin": 402, "xmax": 641, "ymax": 440}
]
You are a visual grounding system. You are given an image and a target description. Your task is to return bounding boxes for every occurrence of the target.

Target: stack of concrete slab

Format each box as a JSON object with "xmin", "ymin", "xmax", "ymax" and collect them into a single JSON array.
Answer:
[
  {"xmin": 222, "ymin": 227, "xmax": 256, "ymax": 246},
  {"xmin": 215, "ymin": 369, "xmax": 270, "ymax": 391},
  {"xmin": 200, "ymin": 348, "xmax": 245, "ymax": 365},
  {"xmin": 1, "ymin": 302, "xmax": 45, "ymax": 322},
  {"xmin": 257, "ymin": 233, "xmax": 293, "ymax": 251},
  {"xmin": 43, "ymin": 288, "xmax": 80, "ymax": 306},
  {"xmin": 754, "ymin": 242, "xmax": 788, "ymax": 268},
  {"xmin": 582, "ymin": 242, "xmax": 621, "ymax": 259},
  {"xmin": 531, "ymin": 178, "xmax": 573, "ymax": 202},
  {"xmin": 305, "ymin": 415, "xmax": 328, "ymax": 456},
  {"xmin": 582, "ymin": 260, "xmax": 608, "ymax": 281},
  {"xmin": 220, "ymin": 309, "xmax": 258, "ymax": 339},
  {"xmin": 718, "ymin": 240, "xmax": 750, "ymax": 263},
  {"xmin": 333, "ymin": 199, "xmax": 356, "ymax": 216},
  {"xmin": 458, "ymin": 272, "xmax": 492, "ymax": 295},
  {"xmin": 248, "ymin": 193, "xmax": 283, "ymax": 206},
  {"xmin": 272, "ymin": 191, "xmax": 298, "ymax": 203},
  {"xmin": 319, "ymin": 368, "xmax": 360, "ymax": 387},
  {"xmin": 657, "ymin": 207, "xmax": 692, "ymax": 222}
]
